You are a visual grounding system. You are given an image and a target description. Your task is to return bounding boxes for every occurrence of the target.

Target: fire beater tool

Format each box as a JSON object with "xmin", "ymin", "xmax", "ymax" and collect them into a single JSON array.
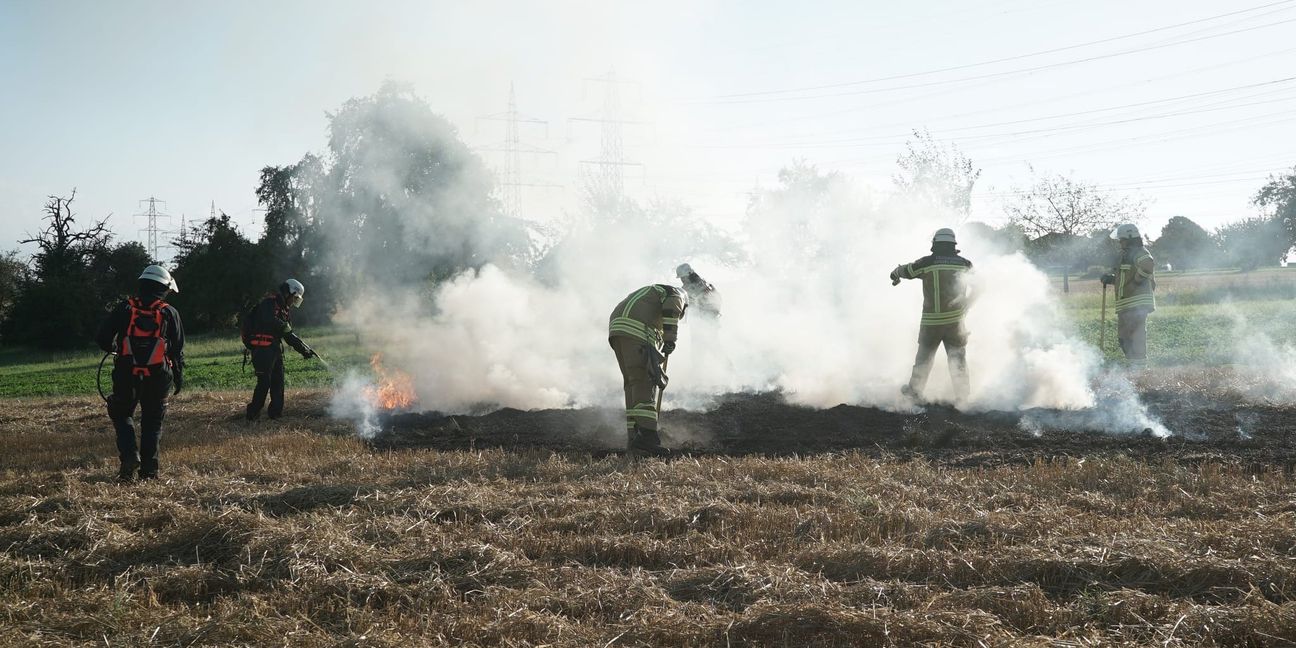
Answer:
[{"xmin": 1100, "ymin": 283, "xmax": 1109, "ymax": 356}]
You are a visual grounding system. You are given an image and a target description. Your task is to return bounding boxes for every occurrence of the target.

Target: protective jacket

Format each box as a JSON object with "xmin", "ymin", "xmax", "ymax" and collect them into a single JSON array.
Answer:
[
  {"xmin": 243, "ymin": 293, "xmax": 310, "ymax": 357},
  {"xmin": 895, "ymin": 251, "xmax": 973, "ymax": 326},
  {"xmin": 683, "ymin": 279, "xmax": 722, "ymax": 318},
  {"xmin": 1112, "ymin": 245, "xmax": 1155, "ymax": 313},
  {"xmin": 608, "ymin": 284, "xmax": 687, "ymax": 352},
  {"xmin": 96, "ymin": 284, "xmax": 185, "ymax": 372}
]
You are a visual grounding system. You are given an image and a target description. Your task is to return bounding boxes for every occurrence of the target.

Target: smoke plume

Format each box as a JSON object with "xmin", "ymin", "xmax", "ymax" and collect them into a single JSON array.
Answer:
[{"xmin": 315, "ymin": 114, "xmax": 1173, "ymax": 438}]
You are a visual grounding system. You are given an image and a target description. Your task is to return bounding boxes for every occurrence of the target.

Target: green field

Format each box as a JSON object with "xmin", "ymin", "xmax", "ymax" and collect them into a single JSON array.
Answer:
[{"xmin": 0, "ymin": 327, "xmax": 371, "ymax": 399}]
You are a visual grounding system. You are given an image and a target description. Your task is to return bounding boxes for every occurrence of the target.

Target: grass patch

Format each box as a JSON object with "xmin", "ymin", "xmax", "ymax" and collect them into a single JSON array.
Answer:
[
  {"xmin": 0, "ymin": 326, "xmax": 371, "ymax": 399},
  {"xmin": 1068, "ymin": 300, "xmax": 1296, "ymax": 364}
]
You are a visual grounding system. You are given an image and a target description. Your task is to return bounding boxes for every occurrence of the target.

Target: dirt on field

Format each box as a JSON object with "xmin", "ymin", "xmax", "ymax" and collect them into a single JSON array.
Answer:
[{"xmin": 373, "ymin": 387, "xmax": 1296, "ymax": 471}]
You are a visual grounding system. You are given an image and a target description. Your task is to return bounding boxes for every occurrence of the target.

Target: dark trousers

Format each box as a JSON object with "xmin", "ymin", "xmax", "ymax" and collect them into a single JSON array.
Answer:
[
  {"xmin": 107, "ymin": 361, "xmax": 172, "ymax": 476},
  {"xmin": 908, "ymin": 323, "xmax": 970, "ymax": 402},
  {"xmin": 246, "ymin": 350, "xmax": 285, "ymax": 420}
]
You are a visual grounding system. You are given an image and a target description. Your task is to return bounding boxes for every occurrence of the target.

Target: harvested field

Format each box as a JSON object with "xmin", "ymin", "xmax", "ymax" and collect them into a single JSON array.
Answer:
[{"xmin": 2, "ymin": 385, "xmax": 1295, "ymax": 646}]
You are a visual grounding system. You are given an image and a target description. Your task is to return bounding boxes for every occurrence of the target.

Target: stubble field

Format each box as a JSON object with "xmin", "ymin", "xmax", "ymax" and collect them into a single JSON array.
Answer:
[{"xmin": 2, "ymin": 386, "xmax": 1294, "ymax": 647}]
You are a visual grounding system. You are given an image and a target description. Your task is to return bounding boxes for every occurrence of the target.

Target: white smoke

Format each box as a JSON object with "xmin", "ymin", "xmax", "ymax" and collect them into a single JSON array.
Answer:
[
  {"xmin": 1227, "ymin": 303, "xmax": 1296, "ymax": 402},
  {"xmin": 322, "ymin": 159, "xmax": 1173, "ymax": 439}
]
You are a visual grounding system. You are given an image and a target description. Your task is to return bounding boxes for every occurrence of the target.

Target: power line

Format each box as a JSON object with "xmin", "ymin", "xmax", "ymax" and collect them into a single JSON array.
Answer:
[
  {"xmin": 692, "ymin": 0, "xmax": 1296, "ymax": 101},
  {"xmin": 692, "ymin": 42, "xmax": 1296, "ymax": 137},
  {"xmin": 689, "ymin": 16, "xmax": 1296, "ymax": 105},
  {"xmin": 688, "ymin": 77, "xmax": 1296, "ymax": 150}
]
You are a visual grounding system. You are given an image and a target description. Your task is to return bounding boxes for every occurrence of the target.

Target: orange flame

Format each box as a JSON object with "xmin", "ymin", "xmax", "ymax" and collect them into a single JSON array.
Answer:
[{"xmin": 363, "ymin": 352, "xmax": 417, "ymax": 411}]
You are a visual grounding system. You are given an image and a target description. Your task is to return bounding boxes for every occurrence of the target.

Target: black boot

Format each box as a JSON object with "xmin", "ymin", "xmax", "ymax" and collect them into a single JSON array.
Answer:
[
  {"xmin": 118, "ymin": 460, "xmax": 139, "ymax": 482},
  {"xmin": 628, "ymin": 425, "xmax": 670, "ymax": 459}
]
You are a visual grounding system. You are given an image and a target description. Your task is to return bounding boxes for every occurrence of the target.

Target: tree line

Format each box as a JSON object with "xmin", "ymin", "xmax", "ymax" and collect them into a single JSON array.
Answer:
[{"xmin": 2, "ymin": 89, "xmax": 1295, "ymax": 349}]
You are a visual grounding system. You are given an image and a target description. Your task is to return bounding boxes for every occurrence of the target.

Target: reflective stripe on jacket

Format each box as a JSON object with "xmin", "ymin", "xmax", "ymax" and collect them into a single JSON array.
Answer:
[
  {"xmin": 897, "ymin": 254, "xmax": 973, "ymax": 326},
  {"xmin": 608, "ymin": 284, "xmax": 686, "ymax": 350},
  {"xmin": 1113, "ymin": 246, "xmax": 1156, "ymax": 313}
]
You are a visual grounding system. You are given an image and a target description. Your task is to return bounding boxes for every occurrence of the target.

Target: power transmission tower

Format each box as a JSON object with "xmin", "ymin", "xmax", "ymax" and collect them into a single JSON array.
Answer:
[
  {"xmin": 476, "ymin": 83, "xmax": 560, "ymax": 218},
  {"xmin": 134, "ymin": 197, "xmax": 171, "ymax": 262},
  {"xmin": 570, "ymin": 70, "xmax": 646, "ymax": 197}
]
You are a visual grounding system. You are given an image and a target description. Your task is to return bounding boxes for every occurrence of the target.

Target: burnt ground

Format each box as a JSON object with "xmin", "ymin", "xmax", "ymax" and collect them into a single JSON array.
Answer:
[{"xmin": 371, "ymin": 390, "xmax": 1296, "ymax": 470}]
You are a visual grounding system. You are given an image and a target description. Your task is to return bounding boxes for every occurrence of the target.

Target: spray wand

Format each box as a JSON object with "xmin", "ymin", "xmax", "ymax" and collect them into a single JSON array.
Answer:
[{"xmin": 311, "ymin": 350, "xmax": 336, "ymax": 376}]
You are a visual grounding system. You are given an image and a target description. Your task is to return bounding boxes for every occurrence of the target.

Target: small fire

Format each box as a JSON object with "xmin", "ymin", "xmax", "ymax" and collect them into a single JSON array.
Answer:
[{"xmin": 363, "ymin": 352, "xmax": 417, "ymax": 411}]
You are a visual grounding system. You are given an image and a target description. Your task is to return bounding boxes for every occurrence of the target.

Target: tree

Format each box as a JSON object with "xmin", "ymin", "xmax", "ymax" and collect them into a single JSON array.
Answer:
[
  {"xmin": 893, "ymin": 129, "xmax": 981, "ymax": 218},
  {"xmin": 322, "ymin": 81, "xmax": 532, "ymax": 283},
  {"xmin": 1004, "ymin": 168, "xmax": 1147, "ymax": 240},
  {"xmin": 87, "ymin": 241, "xmax": 152, "ymax": 307},
  {"xmin": 0, "ymin": 251, "xmax": 26, "ymax": 340},
  {"xmin": 261, "ymin": 82, "xmax": 538, "ymax": 309},
  {"xmin": 255, "ymin": 155, "xmax": 336, "ymax": 324},
  {"xmin": 1024, "ymin": 229, "xmax": 1111, "ymax": 273},
  {"xmin": 169, "ymin": 214, "xmax": 269, "ymax": 332},
  {"xmin": 963, "ymin": 221, "xmax": 1025, "ymax": 255},
  {"xmin": 1215, "ymin": 216, "xmax": 1289, "ymax": 271},
  {"xmin": 1253, "ymin": 167, "xmax": 1296, "ymax": 251},
  {"xmin": 7, "ymin": 191, "xmax": 115, "ymax": 347},
  {"xmin": 1150, "ymin": 216, "xmax": 1219, "ymax": 271}
]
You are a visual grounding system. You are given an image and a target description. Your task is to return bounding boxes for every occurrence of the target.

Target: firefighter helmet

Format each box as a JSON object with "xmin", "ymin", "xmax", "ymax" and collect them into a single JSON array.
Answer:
[
  {"xmin": 280, "ymin": 278, "xmax": 305, "ymax": 308},
  {"xmin": 932, "ymin": 228, "xmax": 957, "ymax": 245},
  {"xmin": 138, "ymin": 265, "xmax": 178, "ymax": 293},
  {"xmin": 1110, "ymin": 224, "xmax": 1141, "ymax": 240}
]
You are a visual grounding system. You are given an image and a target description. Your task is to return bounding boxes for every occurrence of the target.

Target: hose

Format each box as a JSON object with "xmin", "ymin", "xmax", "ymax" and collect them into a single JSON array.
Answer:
[{"xmin": 96, "ymin": 352, "xmax": 114, "ymax": 403}]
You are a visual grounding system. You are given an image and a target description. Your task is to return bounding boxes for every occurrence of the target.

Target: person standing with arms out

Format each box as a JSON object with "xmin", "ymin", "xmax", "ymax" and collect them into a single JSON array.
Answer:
[
  {"xmin": 243, "ymin": 279, "xmax": 315, "ymax": 421},
  {"xmin": 609, "ymin": 283, "xmax": 688, "ymax": 457},
  {"xmin": 1101, "ymin": 224, "xmax": 1156, "ymax": 367},
  {"xmin": 95, "ymin": 265, "xmax": 184, "ymax": 481},
  {"xmin": 890, "ymin": 228, "xmax": 973, "ymax": 405}
]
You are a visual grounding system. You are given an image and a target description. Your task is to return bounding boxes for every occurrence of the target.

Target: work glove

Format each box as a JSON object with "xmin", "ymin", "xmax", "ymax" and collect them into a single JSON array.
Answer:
[
  {"xmin": 299, "ymin": 345, "xmax": 316, "ymax": 360},
  {"xmin": 172, "ymin": 366, "xmax": 184, "ymax": 396},
  {"xmin": 661, "ymin": 340, "xmax": 676, "ymax": 356},
  {"xmin": 889, "ymin": 269, "xmax": 901, "ymax": 286},
  {"xmin": 1100, "ymin": 273, "xmax": 1115, "ymax": 286}
]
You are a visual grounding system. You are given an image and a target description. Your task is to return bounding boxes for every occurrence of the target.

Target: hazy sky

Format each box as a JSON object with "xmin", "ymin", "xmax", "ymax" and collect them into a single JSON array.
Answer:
[{"xmin": 3, "ymin": 0, "xmax": 1294, "ymax": 259}]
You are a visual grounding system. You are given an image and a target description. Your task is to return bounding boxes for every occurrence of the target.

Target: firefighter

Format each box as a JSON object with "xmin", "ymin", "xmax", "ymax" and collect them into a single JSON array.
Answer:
[
  {"xmin": 95, "ymin": 265, "xmax": 185, "ymax": 481},
  {"xmin": 609, "ymin": 284, "xmax": 688, "ymax": 457},
  {"xmin": 1101, "ymin": 223, "xmax": 1155, "ymax": 366},
  {"xmin": 243, "ymin": 279, "xmax": 315, "ymax": 420},
  {"xmin": 676, "ymin": 263, "xmax": 721, "ymax": 319},
  {"xmin": 890, "ymin": 228, "xmax": 973, "ymax": 404}
]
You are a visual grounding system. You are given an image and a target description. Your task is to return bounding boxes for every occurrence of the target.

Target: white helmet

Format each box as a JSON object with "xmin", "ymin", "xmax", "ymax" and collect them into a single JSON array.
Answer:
[
  {"xmin": 280, "ymin": 278, "xmax": 305, "ymax": 308},
  {"xmin": 932, "ymin": 228, "xmax": 957, "ymax": 245},
  {"xmin": 138, "ymin": 265, "xmax": 178, "ymax": 293},
  {"xmin": 1110, "ymin": 224, "xmax": 1141, "ymax": 240},
  {"xmin": 675, "ymin": 263, "xmax": 695, "ymax": 280}
]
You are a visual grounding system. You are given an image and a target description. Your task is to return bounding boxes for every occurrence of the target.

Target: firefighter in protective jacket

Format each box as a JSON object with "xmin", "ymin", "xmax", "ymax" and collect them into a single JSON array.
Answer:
[
  {"xmin": 609, "ymin": 284, "xmax": 688, "ymax": 457},
  {"xmin": 95, "ymin": 265, "xmax": 185, "ymax": 481},
  {"xmin": 1101, "ymin": 224, "xmax": 1155, "ymax": 365},
  {"xmin": 676, "ymin": 263, "xmax": 721, "ymax": 319},
  {"xmin": 890, "ymin": 228, "xmax": 973, "ymax": 404},
  {"xmin": 243, "ymin": 279, "xmax": 315, "ymax": 420}
]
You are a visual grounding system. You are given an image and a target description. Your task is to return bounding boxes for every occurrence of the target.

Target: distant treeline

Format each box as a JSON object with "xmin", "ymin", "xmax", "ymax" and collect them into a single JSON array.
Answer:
[{"xmin": 966, "ymin": 211, "xmax": 1294, "ymax": 277}]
